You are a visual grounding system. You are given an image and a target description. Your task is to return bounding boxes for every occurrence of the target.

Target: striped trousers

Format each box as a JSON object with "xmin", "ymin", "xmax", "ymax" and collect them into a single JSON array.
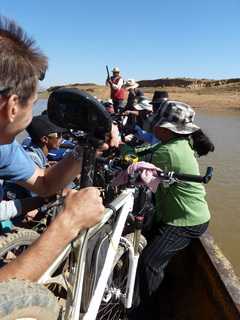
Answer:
[{"xmin": 129, "ymin": 221, "xmax": 209, "ymax": 319}]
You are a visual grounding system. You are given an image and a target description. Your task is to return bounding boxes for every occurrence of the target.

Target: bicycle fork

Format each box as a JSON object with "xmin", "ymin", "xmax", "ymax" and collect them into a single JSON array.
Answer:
[{"xmin": 125, "ymin": 216, "xmax": 144, "ymax": 309}]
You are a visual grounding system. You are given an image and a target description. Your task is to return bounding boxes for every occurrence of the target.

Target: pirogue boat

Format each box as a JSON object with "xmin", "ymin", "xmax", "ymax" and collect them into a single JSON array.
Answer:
[{"xmin": 156, "ymin": 232, "xmax": 240, "ymax": 319}]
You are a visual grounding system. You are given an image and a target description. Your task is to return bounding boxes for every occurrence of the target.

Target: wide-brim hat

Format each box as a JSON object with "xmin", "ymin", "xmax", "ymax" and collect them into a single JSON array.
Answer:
[
  {"xmin": 124, "ymin": 79, "xmax": 139, "ymax": 90},
  {"xmin": 150, "ymin": 90, "xmax": 169, "ymax": 104},
  {"xmin": 112, "ymin": 67, "xmax": 120, "ymax": 73},
  {"xmin": 153, "ymin": 100, "xmax": 200, "ymax": 134},
  {"xmin": 134, "ymin": 98, "xmax": 152, "ymax": 112},
  {"xmin": 157, "ymin": 121, "xmax": 200, "ymax": 134}
]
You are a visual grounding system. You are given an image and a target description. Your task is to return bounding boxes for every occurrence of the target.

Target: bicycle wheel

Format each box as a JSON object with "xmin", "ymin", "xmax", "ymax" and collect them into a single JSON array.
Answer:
[
  {"xmin": 0, "ymin": 279, "xmax": 60, "ymax": 319},
  {"xmin": 0, "ymin": 228, "xmax": 39, "ymax": 267},
  {"xmin": 81, "ymin": 224, "xmax": 113, "ymax": 312},
  {"xmin": 95, "ymin": 232, "xmax": 147, "ymax": 320},
  {"xmin": 96, "ymin": 239, "xmax": 130, "ymax": 320}
]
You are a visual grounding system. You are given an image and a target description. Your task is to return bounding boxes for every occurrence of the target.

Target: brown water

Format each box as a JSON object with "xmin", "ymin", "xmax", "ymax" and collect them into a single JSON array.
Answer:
[
  {"xmin": 197, "ymin": 109, "xmax": 240, "ymax": 277},
  {"xmin": 21, "ymin": 100, "xmax": 240, "ymax": 276}
]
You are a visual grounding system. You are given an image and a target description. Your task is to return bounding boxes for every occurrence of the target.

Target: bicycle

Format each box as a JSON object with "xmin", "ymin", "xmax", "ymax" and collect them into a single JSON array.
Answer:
[{"xmin": 0, "ymin": 88, "xmax": 213, "ymax": 320}]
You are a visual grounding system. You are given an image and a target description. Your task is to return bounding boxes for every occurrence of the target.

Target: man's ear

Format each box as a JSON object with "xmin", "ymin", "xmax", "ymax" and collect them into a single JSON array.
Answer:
[{"xmin": 4, "ymin": 94, "xmax": 20, "ymax": 122}]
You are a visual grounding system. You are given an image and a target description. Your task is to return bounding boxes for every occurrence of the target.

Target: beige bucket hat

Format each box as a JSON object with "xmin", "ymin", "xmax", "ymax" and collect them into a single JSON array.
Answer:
[{"xmin": 124, "ymin": 79, "xmax": 139, "ymax": 90}]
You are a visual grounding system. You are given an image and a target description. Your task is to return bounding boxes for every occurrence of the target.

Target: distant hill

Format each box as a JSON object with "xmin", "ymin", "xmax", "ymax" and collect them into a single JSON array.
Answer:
[
  {"xmin": 138, "ymin": 77, "xmax": 240, "ymax": 89},
  {"xmin": 46, "ymin": 77, "xmax": 240, "ymax": 92},
  {"xmin": 47, "ymin": 82, "xmax": 97, "ymax": 92},
  {"xmin": 39, "ymin": 77, "xmax": 240, "ymax": 110}
]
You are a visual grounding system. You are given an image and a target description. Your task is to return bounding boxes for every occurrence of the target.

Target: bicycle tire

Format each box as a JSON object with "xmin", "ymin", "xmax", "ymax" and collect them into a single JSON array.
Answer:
[
  {"xmin": 0, "ymin": 228, "xmax": 39, "ymax": 267},
  {"xmin": 0, "ymin": 279, "xmax": 60, "ymax": 319},
  {"xmin": 96, "ymin": 238, "xmax": 130, "ymax": 320},
  {"xmin": 81, "ymin": 224, "xmax": 112, "ymax": 312}
]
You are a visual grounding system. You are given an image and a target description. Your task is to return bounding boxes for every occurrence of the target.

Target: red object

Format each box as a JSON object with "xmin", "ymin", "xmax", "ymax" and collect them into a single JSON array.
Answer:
[
  {"xmin": 135, "ymin": 216, "xmax": 144, "ymax": 222},
  {"xmin": 106, "ymin": 105, "xmax": 115, "ymax": 114},
  {"xmin": 110, "ymin": 76, "xmax": 125, "ymax": 100}
]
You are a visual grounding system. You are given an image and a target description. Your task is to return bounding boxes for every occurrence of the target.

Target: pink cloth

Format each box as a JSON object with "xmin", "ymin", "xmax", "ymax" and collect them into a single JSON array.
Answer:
[{"xmin": 112, "ymin": 161, "xmax": 163, "ymax": 193}]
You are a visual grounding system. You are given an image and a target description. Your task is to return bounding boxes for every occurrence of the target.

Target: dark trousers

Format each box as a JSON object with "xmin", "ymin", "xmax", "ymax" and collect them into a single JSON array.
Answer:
[
  {"xmin": 129, "ymin": 222, "xmax": 209, "ymax": 319},
  {"xmin": 112, "ymin": 99, "xmax": 124, "ymax": 113}
]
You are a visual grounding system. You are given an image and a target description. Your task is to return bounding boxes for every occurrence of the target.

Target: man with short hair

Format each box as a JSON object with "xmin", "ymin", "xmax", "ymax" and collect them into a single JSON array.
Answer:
[
  {"xmin": 106, "ymin": 67, "xmax": 125, "ymax": 113},
  {"xmin": 0, "ymin": 16, "xmax": 119, "ymax": 281},
  {"xmin": 26, "ymin": 114, "xmax": 65, "ymax": 167},
  {"xmin": 4, "ymin": 114, "xmax": 66, "ymax": 200}
]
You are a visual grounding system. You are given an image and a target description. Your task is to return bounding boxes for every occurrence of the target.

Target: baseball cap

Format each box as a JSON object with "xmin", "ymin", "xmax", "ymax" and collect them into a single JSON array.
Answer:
[{"xmin": 26, "ymin": 114, "xmax": 66, "ymax": 141}]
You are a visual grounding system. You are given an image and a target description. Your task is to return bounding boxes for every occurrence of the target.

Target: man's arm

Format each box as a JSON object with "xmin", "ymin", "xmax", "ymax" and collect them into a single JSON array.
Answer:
[
  {"xmin": 123, "ymin": 110, "xmax": 139, "ymax": 117},
  {"xmin": 18, "ymin": 125, "xmax": 120, "ymax": 197},
  {"xmin": 18, "ymin": 151, "xmax": 83, "ymax": 197},
  {"xmin": 0, "ymin": 187, "xmax": 104, "ymax": 282},
  {"xmin": 111, "ymin": 78, "xmax": 124, "ymax": 90}
]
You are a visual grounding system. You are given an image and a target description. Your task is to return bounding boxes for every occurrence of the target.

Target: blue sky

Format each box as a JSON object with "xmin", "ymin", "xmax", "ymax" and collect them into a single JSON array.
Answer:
[{"xmin": 1, "ymin": 0, "xmax": 239, "ymax": 88}]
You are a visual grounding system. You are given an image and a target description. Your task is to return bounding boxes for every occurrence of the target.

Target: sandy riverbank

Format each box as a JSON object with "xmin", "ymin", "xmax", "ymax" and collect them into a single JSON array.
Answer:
[{"xmin": 39, "ymin": 83, "xmax": 240, "ymax": 111}]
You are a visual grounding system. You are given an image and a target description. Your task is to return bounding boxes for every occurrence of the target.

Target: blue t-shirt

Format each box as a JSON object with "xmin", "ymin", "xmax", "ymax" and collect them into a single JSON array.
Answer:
[
  {"xmin": 22, "ymin": 137, "xmax": 74, "ymax": 162},
  {"xmin": 0, "ymin": 140, "xmax": 36, "ymax": 182},
  {"xmin": 134, "ymin": 125, "xmax": 159, "ymax": 145},
  {"xmin": 0, "ymin": 140, "xmax": 36, "ymax": 221},
  {"xmin": 24, "ymin": 143, "xmax": 48, "ymax": 169}
]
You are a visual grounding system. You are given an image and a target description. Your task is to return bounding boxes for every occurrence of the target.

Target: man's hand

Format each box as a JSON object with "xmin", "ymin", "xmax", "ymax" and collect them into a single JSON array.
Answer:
[
  {"xmin": 122, "ymin": 110, "xmax": 131, "ymax": 116},
  {"xmin": 61, "ymin": 187, "xmax": 104, "ymax": 238},
  {"xmin": 106, "ymin": 78, "xmax": 112, "ymax": 86},
  {"xmin": 109, "ymin": 124, "xmax": 121, "ymax": 148},
  {"xmin": 122, "ymin": 110, "xmax": 139, "ymax": 117},
  {"xmin": 0, "ymin": 187, "xmax": 104, "ymax": 282},
  {"xmin": 96, "ymin": 124, "xmax": 121, "ymax": 156},
  {"xmin": 124, "ymin": 134, "xmax": 134, "ymax": 142}
]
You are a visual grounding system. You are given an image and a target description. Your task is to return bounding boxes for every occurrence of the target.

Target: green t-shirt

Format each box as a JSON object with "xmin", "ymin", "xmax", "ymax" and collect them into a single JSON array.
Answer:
[{"xmin": 152, "ymin": 138, "xmax": 210, "ymax": 226}]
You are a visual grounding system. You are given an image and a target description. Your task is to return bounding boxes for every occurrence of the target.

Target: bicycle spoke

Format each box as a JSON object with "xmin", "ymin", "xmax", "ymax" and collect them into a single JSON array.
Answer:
[{"xmin": 95, "ymin": 250, "xmax": 129, "ymax": 320}]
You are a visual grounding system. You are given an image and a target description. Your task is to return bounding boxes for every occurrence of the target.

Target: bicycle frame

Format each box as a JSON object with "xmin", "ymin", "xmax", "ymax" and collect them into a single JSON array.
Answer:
[{"xmin": 38, "ymin": 187, "xmax": 140, "ymax": 320}]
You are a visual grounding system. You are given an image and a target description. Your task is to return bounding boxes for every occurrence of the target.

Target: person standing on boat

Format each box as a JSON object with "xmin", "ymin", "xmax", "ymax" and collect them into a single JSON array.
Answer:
[
  {"xmin": 105, "ymin": 67, "xmax": 125, "ymax": 113},
  {"xmin": 129, "ymin": 101, "xmax": 215, "ymax": 319}
]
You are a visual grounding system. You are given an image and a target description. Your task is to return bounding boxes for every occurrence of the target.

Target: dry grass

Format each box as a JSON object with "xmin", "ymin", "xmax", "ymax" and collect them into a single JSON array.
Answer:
[{"xmin": 39, "ymin": 83, "xmax": 240, "ymax": 111}]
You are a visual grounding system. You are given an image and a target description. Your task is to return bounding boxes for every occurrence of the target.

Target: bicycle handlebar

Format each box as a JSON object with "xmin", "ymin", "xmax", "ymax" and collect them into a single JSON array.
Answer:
[
  {"xmin": 96, "ymin": 157, "xmax": 213, "ymax": 185},
  {"xmin": 160, "ymin": 166, "xmax": 213, "ymax": 184}
]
